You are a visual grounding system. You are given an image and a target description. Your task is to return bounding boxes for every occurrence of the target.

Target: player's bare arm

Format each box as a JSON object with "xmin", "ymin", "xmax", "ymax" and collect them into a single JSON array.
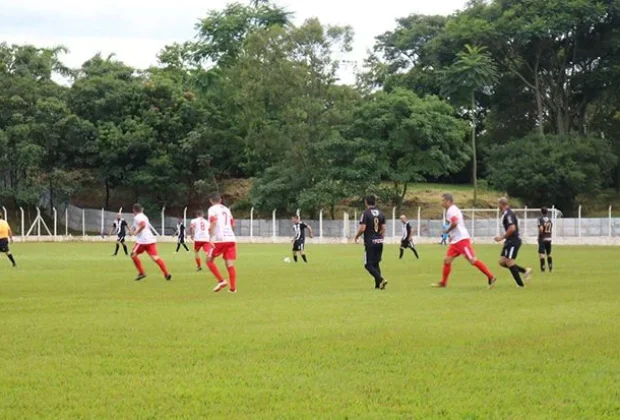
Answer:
[
  {"xmin": 134, "ymin": 222, "xmax": 146, "ymax": 237},
  {"xmin": 495, "ymin": 224, "xmax": 516, "ymax": 242},
  {"xmin": 8, "ymin": 226, "xmax": 13, "ymax": 243},
  {"xmin": 208, "ymin": 218, "xmax": 216, "ymax": 246},
  {"xmin": 444, "ymin": 218, "xmax": 458, "ymax": 234},
  {"xmin": 355, "ymin": 224, "xmax": 366, "ymax": 243},
  {"xmin": 380, "ymin": 223, "xmax": 386, "ymax": 239}
]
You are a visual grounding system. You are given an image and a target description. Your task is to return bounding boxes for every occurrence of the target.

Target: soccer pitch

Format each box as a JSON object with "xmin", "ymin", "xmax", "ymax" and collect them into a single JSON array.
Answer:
[{"xmin": 1, "ymin": 243, "xmax": 619, "ymax": 419}]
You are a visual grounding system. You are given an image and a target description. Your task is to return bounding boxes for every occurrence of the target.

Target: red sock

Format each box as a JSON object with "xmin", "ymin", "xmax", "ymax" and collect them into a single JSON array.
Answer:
[
  {"xmin": 207, "ymin": 260, "xmax": 224, "ymax": 282},
  {"xmin": 132, "ymin": 256, "xmax": 145, "ymax": 275},
  {"xmin": 155, "ymin": 258, "xmax": 169, "ymax": 276},
  {"xmin": 474, "ymin": 260, "xmax": 494, "ymax": 280},
  {"xmin": 227, "ymin": 266, "xmax": 236, "ymax": 291},
  {"xmin": 195, "ymin": 258, "xmax": 201, "ymax": 268},
  {"xmin": 441, "ymin": 263, "xmax": 451, "ymax": 285}
]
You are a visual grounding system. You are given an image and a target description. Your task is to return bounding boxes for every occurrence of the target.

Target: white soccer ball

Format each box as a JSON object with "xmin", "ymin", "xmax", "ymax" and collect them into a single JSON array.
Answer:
[{"xmin": 283, "ymin": 257, "xmax": 291, "ymax": 263}]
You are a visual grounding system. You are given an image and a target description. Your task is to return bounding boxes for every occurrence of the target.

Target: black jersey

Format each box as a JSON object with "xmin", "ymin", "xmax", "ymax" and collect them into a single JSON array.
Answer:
[
  {"xmin": 501, "ymin": 208, "xmax": 520, "ymax": 241},
  {"xmin": 538, "ymin": 216, "xmax": 553, "ymax": 242},
  {"xmin": 360, "ymin": 207, "xmax": 386, "ymax": 246},
  {"xmin": 113, "ymin": 219, "xmax": 128, "ymax": 236},
  {"xmin": 177, "ymin": 222, "xmax": 186, "ymax": 238},
  {"xmin": 293, "ymin": 222, "xmax": 308, "ymax": 241},
  {"xmin": 401, "ymin": 221, "xmax": 412, "ymax": 240}
]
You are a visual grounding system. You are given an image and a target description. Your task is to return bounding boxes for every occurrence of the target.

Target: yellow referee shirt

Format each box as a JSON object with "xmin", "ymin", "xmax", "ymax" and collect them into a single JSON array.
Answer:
[{"xmin": 0, "ymin": 220, "xmax": 11, "ymax": 239}]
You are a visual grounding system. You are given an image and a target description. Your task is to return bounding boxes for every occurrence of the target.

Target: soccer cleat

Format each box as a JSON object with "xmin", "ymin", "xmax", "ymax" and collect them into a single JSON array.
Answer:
[
  {"xmin": 431, "ymin": 283, "xmax": 447, "ymax": 288},
  {"xmin": 213, "ymin": 281, "xmax": 228, "ymax": 292},
  {"xmin": 379, "ymin": 280, "xmax": 388, "ymax": 290},
  {"xmin": 165, "ymin": 274, "xmax": 172, "ymax": 281},
  {"xmin": 488, "ymin": 277, "xmax": 497, "ymax": 289},
  {"xmin": 135, "ymin": 274, "xmax": 146, "ymax": 281},
  {"xmin": 516, "ymin": 285, "xmax": 526, "ymax": 289},
  {"xmin": 229, "ymin": 289, "xmax": 237, "ymax": 294},
  {"xmin": 196, "ymin": 267, "xmax": 202, "ymax": 272},
  {"xmin": 524, "ymin": 268, "xmax": 532, "ymax": 283}
]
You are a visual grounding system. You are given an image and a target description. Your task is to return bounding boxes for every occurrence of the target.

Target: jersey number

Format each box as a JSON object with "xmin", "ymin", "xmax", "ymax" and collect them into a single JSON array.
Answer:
[
  {"xmin": 544, "ymin": 222, "xmax": 552, "ymax": 233},
  {"xmin": 200, "ymin": 221, "xmax": 206, "ymax": 230},
  {"xmin": 373, "ymin": 217, "xmax": 379, "ymax": 233},
  {"xmin": 222, "ymin": 212, "xmax": 229, "ymax": 226}
]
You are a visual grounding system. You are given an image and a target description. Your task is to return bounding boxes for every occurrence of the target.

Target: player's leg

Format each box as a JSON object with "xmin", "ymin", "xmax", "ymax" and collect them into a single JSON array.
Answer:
[
  {"xmin": 364, "ymin": 247, "xmax": 383, "ymax": 289},
  {"xmin": 182, "ymin": 238, "xmax": 189, "ymax": 252},
  {"xmin": 434, "ymin": 244, "xmax": 460, "ymax": 287},
  {"xmin": 399, "ymin": 240, "xmax": 406, "ymax": 259},
  {"xmin": 546, "ymin": 242, "xmax": 553, "ymax": 272},
  {"xmin": 194, "ymin": 242, "xmax": 203, "ymax": 270},
  {"xmin": 176, "ymin": 239, "xmax": 181, "ymax": 253},
  {"xmin": 502, "ymin": 244, "xmax": 527, "ymax": 287},
  {"xmin": 147, "ymin": 245, "xmax": 171, "ymax": 280},
  {"xmin": 224, "ymin": 244, "xmax": 237, "ymax": 292},
  {"xmin": 376, "ymin": 245, "xmax": 386, "ymax": 289},
  {"xmin": 538, "ymin": 242, "xmax": 546, "ymax": 272},
  {"xmin": 113, "ymin": 237, "xmax": 121, "ymax": 256},
  {"xmin": 300, "ymin": 242, "xmax": 307, "ymax": 263},
  {"xmin": 131, "ymin": 244, "xmax": 147, "ymax": 280},
  {"xmin": 463, "ymin": 242, "xmax": 494, "ymax": 283},
  {"xmin": 207, "ymin": 245, "xmax": 227, "ymax": 290},
  {"xmin": 408, "ymin": 241, "xmax": 419, "ymax": 259}
]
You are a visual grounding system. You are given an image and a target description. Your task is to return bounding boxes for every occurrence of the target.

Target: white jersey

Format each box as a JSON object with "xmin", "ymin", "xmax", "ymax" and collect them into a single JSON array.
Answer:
[
  {"xmin": 190, "ymin": 217, "xmax": 210, "ymax": 241},
  {"xmin": 446, "ymin": 205, "xmax": 470, "ymax": 244},
  {"xmin": 133, "ymin": 213, "xmax": 156, "ymax": 244},
  {"xmin": 208, "ymin": 204, "xmax": 236, "ymax": 243}
]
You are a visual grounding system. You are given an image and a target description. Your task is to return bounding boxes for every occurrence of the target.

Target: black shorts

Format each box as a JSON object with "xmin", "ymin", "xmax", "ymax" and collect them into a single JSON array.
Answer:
[
  {"xmin": 117, "ymin": 234, "xmax": 126, "ymax": 243},
  {"xmin": 0, "ymin": 238, "xmax": 9, "ymax": 253},
  {"xmin": 365, "ymin": 245, "xmax": 383, "ymax": 265},
  {"xmin": 292, "ymin": 240, "xmax": 305, "ymax": 252},
  {"xmin": 538, "ymin": 241, "xmax": 552, "ymax": 255},
  {"xmin": 400, "ymin": 239, "xmax": 414, "ymax": 248},
  {"xmin": 501, "ymin": 240, "xmax": 521, "ymax": 260}
]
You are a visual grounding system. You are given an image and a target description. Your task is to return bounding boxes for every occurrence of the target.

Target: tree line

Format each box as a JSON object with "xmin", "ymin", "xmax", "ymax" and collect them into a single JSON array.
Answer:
[{"xmin": 1, "ymin": 0, "xmax": 619, "ymax": 217}]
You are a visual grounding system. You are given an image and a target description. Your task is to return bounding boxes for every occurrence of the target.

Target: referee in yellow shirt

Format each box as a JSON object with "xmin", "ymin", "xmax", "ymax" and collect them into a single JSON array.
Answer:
[{"xmin": 0, "ymin": 214, "xmax": 16, "ymax": 267}]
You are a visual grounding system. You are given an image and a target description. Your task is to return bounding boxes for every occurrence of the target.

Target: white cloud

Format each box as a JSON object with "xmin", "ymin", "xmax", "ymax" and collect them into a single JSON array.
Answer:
[{"xmin": 1, "ymin": 0, "xmax": 466, "ymax": 84}]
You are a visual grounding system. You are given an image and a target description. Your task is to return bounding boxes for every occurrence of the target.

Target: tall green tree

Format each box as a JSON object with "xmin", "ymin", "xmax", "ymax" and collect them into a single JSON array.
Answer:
[{"xmin": 442, "ymin": 45, "xmax": 498, "ymax": 205}]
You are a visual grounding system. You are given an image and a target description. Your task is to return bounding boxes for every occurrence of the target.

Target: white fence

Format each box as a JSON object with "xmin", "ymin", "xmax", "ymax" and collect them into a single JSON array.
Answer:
[{"xmin": 3, "ymin": 203, "xmax": 620, "ymax": 245}]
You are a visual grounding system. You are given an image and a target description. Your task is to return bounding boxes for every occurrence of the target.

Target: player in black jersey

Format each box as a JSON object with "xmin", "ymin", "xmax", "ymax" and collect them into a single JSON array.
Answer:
[
  {"xmin": 399, "ymin": 215, "xmax": 419, "ymax": 259},
  {"xmin": 355, "ymin": 195, "xmax": 387, "ymax": 290},
  {"xmin": 175, "ymin": 217, "xmax": 189, "ymax": 252},
  {"xmin": 494, "ymin": 198, "xmax": 532, "ymax": 287},
  {"xmin": 291, "ymin": 215, "xmax": 313, "ymax": 263},
  {"xmin": 538, "ymin": 207, "xmax": 553, "ymax": 272},
  {"xmin": 109, "ymin": 213, "xmax": 128, "ymax": 256}
]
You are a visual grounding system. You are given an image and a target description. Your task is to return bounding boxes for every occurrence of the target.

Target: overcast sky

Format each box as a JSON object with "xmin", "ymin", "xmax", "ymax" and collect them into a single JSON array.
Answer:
[{"xmin": 0, "ymin": 0, "xmax": 466, "ymax": 84}]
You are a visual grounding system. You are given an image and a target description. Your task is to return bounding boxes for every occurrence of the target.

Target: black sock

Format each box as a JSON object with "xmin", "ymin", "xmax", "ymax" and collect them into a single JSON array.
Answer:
[
  {"xmin": 515, "ymin": 265, "xmax": 526, "ymax": 273},
  {"xmin": 399, "ymin": 248, "xmax": 404, "ymax": 259},
  {"xmin": 302, "ymin": 254, "xmax": 307, "ymax": 263},
  {"xmin": 122, "ymin": 244, "xmax": 128, "ymax": 255},
  {"xmin": 176, "ymin": 243, "xmax": 181, "ymax": 252},
  {"xmin": 183, "ymin": 244, "xmax": 189, "ymax": 251},
  {"xmin": 8, "ymin": 254, "xmax": 15, "ymax": 266},
  {"xmin": 547, "ymin": 256, "xmax": 553, "ymax": 271},
  {"xmin": 410, "ymin": 246, "xmax": 419, "ymax": 259},
  {"xmin": 365, "ymin": 264, "xmax": 383, "ymax": 288},
  {"xmin": 540, "ymin": 258, "xmax": 545, "ymax": 271},
  {"xmin": 114, "ymin": 244, "xmax": 119, "ymax": 255},
  {"xmin": 509, "ymin": 266, "xmax": 524, "ymax": 287},
  {"xmin": 293, "ymin": 255, "xmax": 298, "ymax": 262}
]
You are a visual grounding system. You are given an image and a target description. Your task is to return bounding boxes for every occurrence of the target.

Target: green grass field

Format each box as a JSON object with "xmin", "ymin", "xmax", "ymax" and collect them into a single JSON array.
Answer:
[{"xmin": 1, "ymin": 243, "xmax": 619, "ymax": 419}]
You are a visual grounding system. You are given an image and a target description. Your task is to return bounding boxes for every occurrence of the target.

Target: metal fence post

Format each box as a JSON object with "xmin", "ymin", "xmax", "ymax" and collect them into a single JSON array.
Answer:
[
  {"xmin": 496, "ymin": 208, "xmax": 500, "ymax": 237},
  {"xmin": 392, "ymin": 207, "xmax": 396, "ymax": 238},
  {"xmin": 53, "ymin": 207, "xmax": 57, "ymax": 240},
  {"xmin": 524, "ymin": 206, "xmax": 528, "ymax": 239},
  {"xmin": 296, "ymin": 208, "xmax": 300, "ymax": 218},
  {"xmin": 609, "ymin": 205, "xmax": 612, "ymax": 237},
  {"xmin": 551, "ymin": 205, "xmax": 556, "ymax": 240},
  {"xmin": 82, "ymin": 209, "xmax": 85, "ymax": 237},
  {"xmin": 578, "ymin": 205, "xmax": 582, "ymax": 238},
  {"xmin": 417, "ymin": 207, "xmax": 421, "ymax": 237},
  {"xmin": 36, "ymin": 207, "xmax": 41, "ymax": 237},
  {"xmin": 272, "ymin": 209, "xmax": 276, "ymax": 241},
  {"xmin": 20, "ymin": 207, "xmax": 25, "ymax": 240},
  {"xmin": 65, "ymin": 208, "xmax": 69, "ymax": 236},
  {"xmin": 1, "ymin": 206, "xmax": 6, "ymax": 221},
  {"xmin": 343, "ymin": 212, "xmax": 349, "ymax": 239},
  {"xmin": 101, "ymin": 208, "xmax": 105, "ymax": 236},
  {"xmin": 183, "ymin": 207, "xmax": 187, "ymax": 229},
  {"xmin": 471, "ymin": 209, "xmax": 475, "ymax": 240},
  {"xmin": 161, "ymin": 206, "xmax": 166, "ymax": 237},
  {"xmin": 319, "ymin": 209, "xmax": 323, "ymax": 241},
  {"xmin": 250, "ymin": 207, "xmax": 254, "ymax": 239}
]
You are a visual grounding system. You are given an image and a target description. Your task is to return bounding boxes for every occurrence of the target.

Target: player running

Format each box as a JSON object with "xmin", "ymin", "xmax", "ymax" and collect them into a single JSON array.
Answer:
[
  {"xmin": 0, "ymin": 214, "xmax": 16, "ymax": 267},
  {"xmin": 109, "ymin": 213, "xmax": 128, "ymax": 256},
  {"xmin": 291, "ymin": 215, "xmax": 313, "ymax": 263},
  {"xmin": 189, "ymin": 211, "xmax": 210, "ymax": 271},
  {"xmin": 355, "ymin": 195, "xmax": 387, "ymax": 290},
  {"xmin": 399, "ymin": 215, "xmax": 419, "ymax": 260},
  {"xmin": 130, "ymin": 204, "xmax": 171, "ymax": 281},
  {"xmin": 495, "ymin": 197, "xmax": 532, "ymax": 288},
  {"xmin": 175, "ymin": 217, "xmax": 190, "ymax": 253},
  {"xmin": 433, "ymin": 193, "xmax": 496, "ymax": 288},
  {"xmin": 207, "ymin": 193, "xmax": 237, "ymax": 293},
  {"xmin": 538, "ymin": 207, "xmax": 553, "ymax": 273}
]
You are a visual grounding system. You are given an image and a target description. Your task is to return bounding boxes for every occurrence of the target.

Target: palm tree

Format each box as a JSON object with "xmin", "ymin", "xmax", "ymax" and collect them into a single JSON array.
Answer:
[{"xmin": 442, "ymin": 44, "xmax": 498, "ymax": 206}]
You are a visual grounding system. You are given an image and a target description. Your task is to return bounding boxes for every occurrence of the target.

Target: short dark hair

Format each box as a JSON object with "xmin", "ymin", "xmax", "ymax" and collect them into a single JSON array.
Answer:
[
  {"xmin": 365, "ymin": 195, "xmax": 376, "ymax": 206},
  {"xmin": 133, "ymin": 203, "xmax": 143, "ymax": 212},
  {"xmin": 196, "ymin": 210, "xmax": 204, "ymax": 217},
  {"xmin": 541, "ymin": 207, "xmax": 548, "ymax": 215},
  {"xmin": 442, "ymin": 193, "xmax": 454, "ymax": 203},
  {"xmin": 210, "ymin": 192, "xmax": 222, "ymax": 203}
]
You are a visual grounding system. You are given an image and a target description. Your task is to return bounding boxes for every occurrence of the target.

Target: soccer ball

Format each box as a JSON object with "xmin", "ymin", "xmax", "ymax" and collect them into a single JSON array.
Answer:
[{"xmin": 283, "ymin": 257, "xmax": 291, "ymax": 263}]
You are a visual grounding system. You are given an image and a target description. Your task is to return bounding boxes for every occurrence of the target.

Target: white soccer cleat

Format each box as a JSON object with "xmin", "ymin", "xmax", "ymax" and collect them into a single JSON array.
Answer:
[
  {"xmin": 213, "ymin": 281, "xmax": 228, "ymax": 292},
  {"xmin": 524, "ymin": 268, "xmax": 532, "ymax": 283}
]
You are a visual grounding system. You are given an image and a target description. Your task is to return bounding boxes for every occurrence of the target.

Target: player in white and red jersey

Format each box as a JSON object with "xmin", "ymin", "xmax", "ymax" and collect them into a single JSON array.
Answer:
[
  {"xmin": 207, "ymin": 193, "xmax": 237, "ymax": 293},
  {"xmin": 130, "ymin": 203, "xmax": 171, "ymax": 281},
  {"xmin": 432, "ymin": 193, "xmax": 496, "ymax": 288},
  {"xmin": 189, "ymin": 210, "xmax": 210, "ymax": 271}
]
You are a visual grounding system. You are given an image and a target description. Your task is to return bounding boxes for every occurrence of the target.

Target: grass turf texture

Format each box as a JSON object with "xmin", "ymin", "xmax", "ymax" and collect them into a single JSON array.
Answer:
[{"xmin": 1, "ymin": 243, "xmax": 619, "ymax": 419}]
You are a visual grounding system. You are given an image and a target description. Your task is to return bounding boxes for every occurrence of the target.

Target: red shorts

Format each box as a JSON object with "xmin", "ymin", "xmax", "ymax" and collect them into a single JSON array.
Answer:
[
  {"xmin": 194, "ymin": 241, "xmax": 211, "ymax": 253},
  {"xmin": 209, "ymin": 242, "xmax": 237, "ymax": 260},
  {"xmin": 133, "ymin": 243, "xmax": 158, "ymax": 256},
  {"xmin": 446, "ymin": 239, "xmax": 476, "ymax": 260}
]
